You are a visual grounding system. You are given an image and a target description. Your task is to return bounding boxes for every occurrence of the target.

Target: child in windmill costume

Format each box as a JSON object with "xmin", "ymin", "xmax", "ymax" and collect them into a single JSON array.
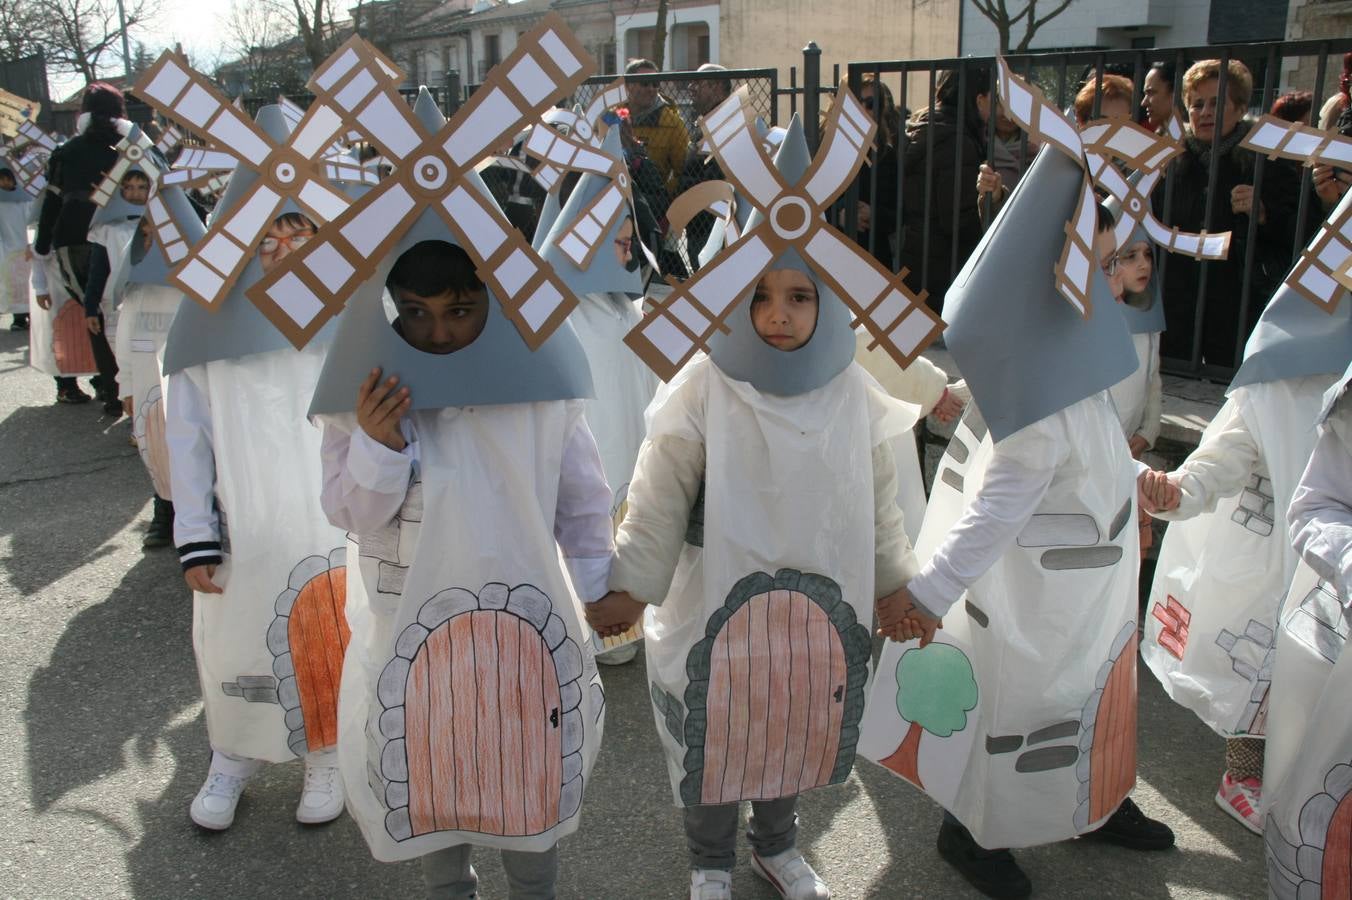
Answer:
[
  {"xmin": 530, "ymin": 117, "xmax": 659, "ymax": 661},
  {"xmin": 1140, "ymin": 118, "xmax": 1352, "ymax": 835},
  {"xmin": 111, "ymin": 149, "xmax": 209, "ymax": 550},
  {"xmin": 0, "ymin": 157, "xmax": 32, "ymax": 330},
  {"xmin": 586, "ymin": 91, "xmax": 943, "ymax": 900},
  {"xmin": 865, "ymin": 63, "xmax": 1178, "ymax": 900},
  {"xmin": 1260, "ymin": 364, "xmax": 1352, "ymax": 899},
  {"xmin": 136, "ymin": 54, "xmax": 368, "ymax": 829},
  {"xmin": 249, "ymin": 20, "xmax": 610, "ymax": 895}
]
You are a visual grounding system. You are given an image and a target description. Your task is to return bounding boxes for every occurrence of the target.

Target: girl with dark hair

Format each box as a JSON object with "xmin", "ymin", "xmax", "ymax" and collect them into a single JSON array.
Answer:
[
  {"xmin": 852, "ymin": 74, "xmax": 902, "ymax": 269},
  {"xmin": 33, "ymin": 82, "xmax": 128, "ymax": 410}
]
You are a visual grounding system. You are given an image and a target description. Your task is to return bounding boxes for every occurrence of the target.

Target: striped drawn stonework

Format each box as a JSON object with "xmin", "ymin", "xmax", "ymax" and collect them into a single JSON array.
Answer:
[
  {"xmin": 1074, "ymin": 621, "xmax": 1138, "ymax": 830},
  {"xmin": 135, "ymin": 384, "xmax": 172, "ymax": 499},
  {"xmin": 53, "ymin": 299, "xmax": 97, "ymax": 373},
  {"xmin": 1268, "ymin": 758, "xmax": 1352, "ymax": 900},
  {"xmin": 376, "ymin": 583, "xmax": 589, "ymax": 842},
  {"xmin": 678, "ymin": 568, "xmax": 871, "ymax": 806}
]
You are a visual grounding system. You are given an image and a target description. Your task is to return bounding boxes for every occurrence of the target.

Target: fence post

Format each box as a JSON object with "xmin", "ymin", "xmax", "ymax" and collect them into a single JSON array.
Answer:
[
  {"xmin": 444, "ymin": 69, "xmax": 462, "ymax": 115},
  {"xmin": 802, "ymin": 41, "xmax": 821, "ymax": 152}
]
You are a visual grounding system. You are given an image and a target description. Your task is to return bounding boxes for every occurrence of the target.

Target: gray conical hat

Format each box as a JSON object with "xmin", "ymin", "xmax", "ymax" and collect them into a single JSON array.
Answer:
[
  {"xmin": 164, "ymin": 104, "xmax": 343, "ymax": 374},
  {"xmin": 705, "ymin": 116, "xmax": 857, "ymax": 397},
  {"xmin": 127, "ymin": 184, "xmax": 206, "ymax": 287},
  {"xmin": 1230, "ymin": 189, "xmax": 1352, "ymax": 390},
  {"xmin": 943, "ymin": 145, "xmax": 1137, "ymax": 442},
  {"xmin": 533, "ymin": 186, "xmax": 561, "ymax": 245},
  {"xmin": 694, "ymin": 121, "xmax": 764, "ymax": 270},
  {"xmin": 308, "ymin": 201, "xmax": 593, "ymax": 416},
  {"xmin": 88, "ymin": 191, "xmax": 145, "ymax": 230},
  {"xmin": 534, "ymin": 127, "xmax": 642, "ymax": 296},
  {"xmin": 308, "ymin": 90, "xmax": 591, "ymax": 415}
]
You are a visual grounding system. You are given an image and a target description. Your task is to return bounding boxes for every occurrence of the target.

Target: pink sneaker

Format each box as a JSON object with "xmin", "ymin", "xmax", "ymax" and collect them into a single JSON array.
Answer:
[{"xmin": 1215, "ymin": 772, "xmax": 1262, "ymax": 834}]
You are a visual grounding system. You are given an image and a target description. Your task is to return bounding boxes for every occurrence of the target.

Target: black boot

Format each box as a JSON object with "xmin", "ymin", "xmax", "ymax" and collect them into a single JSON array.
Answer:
[
  {"xmin": 9, "ymin": 313, "xmax": 27, "ymax": 330},
  {"xmin": 1080, "ymin": 797, "xmax": 1175, "ymax": 851},
  {"xmin": 143, "ymin": 496, "xmax": 174, "ymax": 549},
  {"xmin": 937, "ymin": 819, "xmax": 1032, "ymax": 899}
]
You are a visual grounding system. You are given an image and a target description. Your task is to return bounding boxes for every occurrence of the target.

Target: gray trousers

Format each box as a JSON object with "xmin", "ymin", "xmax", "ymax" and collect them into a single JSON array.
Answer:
[
  {"xmin": 420, "ymin": 843, "xmax": 559, "ymax": 900},
  {"xmin": 684, "ymin": 795, "xmax": 799, "ymax": 871}
]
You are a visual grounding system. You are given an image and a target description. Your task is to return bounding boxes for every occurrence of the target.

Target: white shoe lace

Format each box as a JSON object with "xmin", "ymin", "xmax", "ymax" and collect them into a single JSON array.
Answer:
[
  {"xmin": 302, "ymin": 765, "xmax": 338, "ymax": 797},
  {"xmin": 203, "ymin": 772, "xmax": 245, "ymax": 799}
]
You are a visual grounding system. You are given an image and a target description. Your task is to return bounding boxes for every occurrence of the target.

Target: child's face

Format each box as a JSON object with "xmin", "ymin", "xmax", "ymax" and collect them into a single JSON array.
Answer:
[
  {"xmin": 1118, "ymin": 240, "xmax": 1152, "ymax": 296},
  {"xmin": 0, "ymin": 171, "xmax": 15, "ymax": 191},
  {"xmin": 120, "ymin": 174, "xmax": 150, "ymax": 205},
  {"xmin": 258, "ymin": 215, "xmax": 316, "ymax": 273},
  {"xmin": 1095, "ymin": 228, "xmax": 1125, "ymax": 301},
  {"xmin": 613, "ymin": 217, "xmax": 634, "ymax": 267},
  {"xmin": 393, "ymin": 286, "xmax": 489, "ymax": 355},
  {"xmin": 750, "ymin": 268, "xmax": 819, "ymax": 351}
]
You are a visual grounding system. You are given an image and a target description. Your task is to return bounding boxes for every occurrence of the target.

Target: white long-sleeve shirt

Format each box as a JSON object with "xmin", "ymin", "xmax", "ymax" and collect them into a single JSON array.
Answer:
[
  {"xmin": 319, "ymin": 406, "xmax": 615, "ymax": 602},
  {"xmin": 1151, "ymin": 397, "xmax": 1262, "ymax": 523},
  {"xmin": 165, "ymin": 366, "xmax": 224, "ymax": 568},
  {"xmin": 1289, "ymin": 404, "xmax": 1352, "ymax": 602}
]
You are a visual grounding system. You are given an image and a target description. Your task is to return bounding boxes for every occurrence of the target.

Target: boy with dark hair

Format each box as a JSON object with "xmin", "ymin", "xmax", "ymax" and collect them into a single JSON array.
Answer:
[{"xmin": 385, "ymin": 241, "xmax": 489, "ymax": 356}]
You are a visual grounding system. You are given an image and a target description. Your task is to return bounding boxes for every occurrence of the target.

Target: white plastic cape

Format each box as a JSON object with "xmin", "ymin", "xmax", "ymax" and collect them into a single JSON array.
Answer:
[
  {"xmin": 1142, "ymin": 377, "xmax": 1329, "ymax": 738},
  {"xmin": 28, "ymin": 254, "xmax": 97, "ymax": 377},
  {"xmin": 859, "ymin": 392, "xmax": 1140, "ymax": 849},
  {"xmin": 571, "ymin": 290, "xmax": 658, "ymax": 652},
  {"xmin": 332, "ymin": 401, "xmax": 605, "ymax": 861},
  {"xmin": 113, "ymin": 283, "xmax": 179, "ymax": 498},
  {"xmin": 641, "ymin": 359, "xmax": 917, "ymax": 807},
  {"xmin": 178, "ymin": 346, "xmax": 349, "ymax": 763},
  {"xmin": 1262, "ymin": 561, "xmax": 1352, "ymax": 900},
  {"xmin": 0, "ymin": 203, "xmax": 29, "ymax": 315}
]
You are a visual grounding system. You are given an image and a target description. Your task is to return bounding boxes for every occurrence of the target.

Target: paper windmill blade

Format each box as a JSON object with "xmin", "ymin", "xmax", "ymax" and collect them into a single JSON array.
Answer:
[
  {"xmin": 1241, "ymin": 115, "xmax": 1352, "ymax": 310},
  {"xmin": 522, "ymin": 120, "xmax": 634, "ymax": 269},
  {"xmin": 531, "ymin": 77, "xmax": 627, "ymax": 189},
  {"xmin": 666, "ymin": 179, "xmax": 741, "ymax": 246},
  {"xmin": 135, "ymin": 49, "xmax": 362, "ymax": 313},
  {"xmin": 1080, "ymin": 119, "xmax": 1232, "ymax": 261},
  {"xmin": 13, "ymin": 119, "xmax": 55, "ymax": 154},
  {"xmin": 91, "ymin": 127, "xmax": 163, "ymax": 207},
  {"xmin": 246, "ymin": 12, "xmax": 596, "ymax": 350},
  {"xmin": 154, "ymin": 124, "xmax": 183, "ymax": 158},
  {"xmin": 624, "ymin": 84, "xmax": 945, "ymax": 381}
]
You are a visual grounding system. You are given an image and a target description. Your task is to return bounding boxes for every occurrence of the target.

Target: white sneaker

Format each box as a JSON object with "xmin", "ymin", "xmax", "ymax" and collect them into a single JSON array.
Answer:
[
  {"xmin": 189, "ymin": 770, "xmax": 249, "ymax": 830},
  {"xmin": 690, "ymin": 868, "xmax": 733, "ymax": 900},
  {"xmin": 751, "ymin": 848, "xmax": 830, "ymax": 900},
  {"xmin": 296, "ymin": 762, "xmax": 345, "ymax": 824},
  {"xmin": 597, "ymin": 641, "xmax": 640, "ymax": 665}
]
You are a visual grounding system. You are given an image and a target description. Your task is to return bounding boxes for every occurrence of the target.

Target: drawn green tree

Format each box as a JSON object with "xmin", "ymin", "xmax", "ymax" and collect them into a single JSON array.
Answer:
[{"xmin": 879, "ymin": 643, "xmax": 978, "ymax": 787}]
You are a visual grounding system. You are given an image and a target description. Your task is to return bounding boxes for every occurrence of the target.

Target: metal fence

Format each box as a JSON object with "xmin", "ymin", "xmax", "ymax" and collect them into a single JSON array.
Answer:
[{"xmin": 844, "ymin": 38, "xmax": 1352, "ymax": 381}]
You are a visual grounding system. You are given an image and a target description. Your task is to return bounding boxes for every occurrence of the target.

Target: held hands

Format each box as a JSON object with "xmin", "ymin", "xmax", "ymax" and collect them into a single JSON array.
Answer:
[
  {"xmin": 184, "ymin": 564, "xmax": 224, "ymax": 594},
  {"xmin": 875, "ymin": 586, "xmax": 941, "ymax": 647},
  {"xmin": 357, "ymin": 368, "xmax": 410, "ymax": 452},
  {"xmin": 1137, "ymin": 468, "xmax": 1181, "ymax": 514},
  {"xmin": 931, "ymin": 387, "xmax": 965, "ymax": 424},
  {"xmin": 584, "ymin": 590, "xmax": 645, "ymax": 638}
]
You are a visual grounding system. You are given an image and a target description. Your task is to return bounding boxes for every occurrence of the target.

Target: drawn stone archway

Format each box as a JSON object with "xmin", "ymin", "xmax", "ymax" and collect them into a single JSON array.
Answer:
[
  {"xmin": 1074, "ymin": 620, "xmax": 1138, "ymax": 830},
  {"xmin": 53, "ymin": 299, "xmax": 97, "ymax": 373},
  {"xmin": 377, "ymin": 582, "xmax": 589, "ymax": 842},
  {"xmin": 677, "ymin": 568, "xmax": 871, "ymax": 806},
  {"xmin": 1267, "ymin": 759, "xmax": 1352, "ymax": 900},
  {"xmin": 134, "ymin": 383, "xmax": 172, "ymax": 499}
]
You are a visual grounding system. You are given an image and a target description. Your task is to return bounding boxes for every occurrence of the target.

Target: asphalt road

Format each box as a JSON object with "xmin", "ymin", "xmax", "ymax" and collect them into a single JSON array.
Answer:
[{"xmin": 0, "ymin": 326, "xmax": 1266, "ymax": 899}]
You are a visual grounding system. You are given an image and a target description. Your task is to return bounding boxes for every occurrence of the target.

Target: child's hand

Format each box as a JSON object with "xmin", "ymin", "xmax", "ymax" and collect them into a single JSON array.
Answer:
[
  {"xmin": 35, "ymin": 292, "xmax": 50, "ymax": 310},
  {"xmin": 1137, "ymin": 469, "xmax": 1180, "ymax": 514},
  {"xmin": 585, "ymin": 591, "xmax": 645, "ymax": 637},
  {"xmin": 932, "ymin": 387, "xmax": 965, "ymax": 424},
  {"xmin": 86, "ymin": 316, "xmax": 101, "ymax": 335},
  {"xmin": 184, "ymin": 564, "xmax": 224, "ymax": 594},
  {"xmin": 876, "ymin": 587, "xmax": 941, "ymax": 646},
  {"xmin": 357, "ymin": 368, "xmax": 409, "ymax": 452},
  {"xmin": 1128, "ymin": 434, "xmax": 1149, "ymax": 459}
]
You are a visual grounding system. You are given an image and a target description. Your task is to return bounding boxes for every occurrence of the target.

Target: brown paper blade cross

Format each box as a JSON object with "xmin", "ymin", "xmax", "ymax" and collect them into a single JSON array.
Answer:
[
  {"xmin": 91, "ymin": 129, "xmax": 163, "ymax": 208},
  {"xmin": 135, "ymin": 49, "xmax": 360, "ymax": 322},
  {"xmin": 246, "ymin": 13, "xmax": 596, "ymax": 350},
  {"xmin": 624, "ymin": 84, "xmax": 945, "ymax": 382},
  {"xmin": 522, "ymin": 122, "xmax": 634, "ymax": 268},
  {"xmin": 1242, "ymin": 114, "xmax": 1352, "ymax": 309}
]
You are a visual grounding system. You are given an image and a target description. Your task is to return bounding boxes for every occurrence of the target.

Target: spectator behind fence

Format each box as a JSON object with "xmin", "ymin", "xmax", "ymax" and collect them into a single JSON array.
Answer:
[
  {"xmin": 1317, "ymin": 53, "xmax": 1352, "ymax": 131},
  {"xmin": 974, "ymin": 89, "xmax": 1040, "ymax": 224},
  {"xmin": 899, "ymin": 67, "xmax": 988, "ymax": 314},
  {"xmin": 1152, "ymin": 59, "xmax": 1301, "ymax": 368},
  {"xmin": 677, "ymin": 63, "xmax": 733, "ymax": 269},
  {"xmin": 1142, "ymin": 61, "xmax": 1178, "ymax": 133},
  {"xmin": 1073, "ymin": 74, "xmax": 1135, "ymax": 125},
  {"xmin": 622, "ymin": 58, "xmax": 691, "ymax": 197},
  {"xmin": 1271, "ymin": 91, "xmax": 1314, "ymax": 124},
  {"xmin": 852, "ymin": 74, "xmax": 902, "ymax": 268}
]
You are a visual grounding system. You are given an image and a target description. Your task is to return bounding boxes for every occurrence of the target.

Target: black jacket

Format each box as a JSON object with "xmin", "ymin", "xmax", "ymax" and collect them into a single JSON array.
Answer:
[{"xmin": 34, "ymin": 123, "xmax": 121, "ymax": 255}]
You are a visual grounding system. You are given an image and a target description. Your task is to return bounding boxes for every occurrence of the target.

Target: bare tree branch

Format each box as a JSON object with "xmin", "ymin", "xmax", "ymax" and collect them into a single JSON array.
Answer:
[
  {"xmin": 36, "ymin": 0, "xmax": 158, "ymax": 84},
  {"xmin": 968, "ymin": 0, "xmax": 1077, "ymax": 55}
]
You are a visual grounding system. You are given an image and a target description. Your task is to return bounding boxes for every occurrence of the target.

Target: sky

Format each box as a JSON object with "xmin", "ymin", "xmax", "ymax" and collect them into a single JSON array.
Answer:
[{"xmin": 47, "ymin": 0, "xmax": 241, "ymax": 100}]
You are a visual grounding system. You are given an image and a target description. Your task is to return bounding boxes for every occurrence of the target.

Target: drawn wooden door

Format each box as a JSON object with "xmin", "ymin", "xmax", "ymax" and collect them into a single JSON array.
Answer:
[
  {"xmin": 404, "ymin": 610, "xmax": 563, "ymax": 837},
  {"xmin": 679, "ymin": 569, "xmax": 871, "ymax": 806},
  {"xmin": 288, "ymin": 563, "xmax": 350, "ymax": 752},
  {"xmin": 137, "ymin": 385, "xmax": 172, "ymax": 499},
  {"xmin": 1323, "ymin": 791, "xmax": 1352, "ymax": 899},
  {"xmin": 1085, "ymin": 624, "xmax": 1138, "ymax": 825},
  {"xmin": 53, "ymin": 299, "xmax": 96, "ymax": 374}
]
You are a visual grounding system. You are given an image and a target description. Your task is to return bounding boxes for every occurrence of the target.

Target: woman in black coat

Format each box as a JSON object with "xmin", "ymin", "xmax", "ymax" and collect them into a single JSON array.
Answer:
[
  {"xmin": 1153, "ymin": 60, "xmax": 1301, "ymax": 370},
  {"xmin": 898, "ymin": 68, "xmax": 988, "ymax": 315},
  {"xmin": 33, "ymin": 83, "xmax": 126, "ymax": 409}
]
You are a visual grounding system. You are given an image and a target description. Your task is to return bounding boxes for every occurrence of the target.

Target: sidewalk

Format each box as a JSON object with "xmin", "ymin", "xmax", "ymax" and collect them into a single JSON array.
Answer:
[{"xmin": 0, "ymin": 326, "xmax": 1264, "ymax": 899}]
